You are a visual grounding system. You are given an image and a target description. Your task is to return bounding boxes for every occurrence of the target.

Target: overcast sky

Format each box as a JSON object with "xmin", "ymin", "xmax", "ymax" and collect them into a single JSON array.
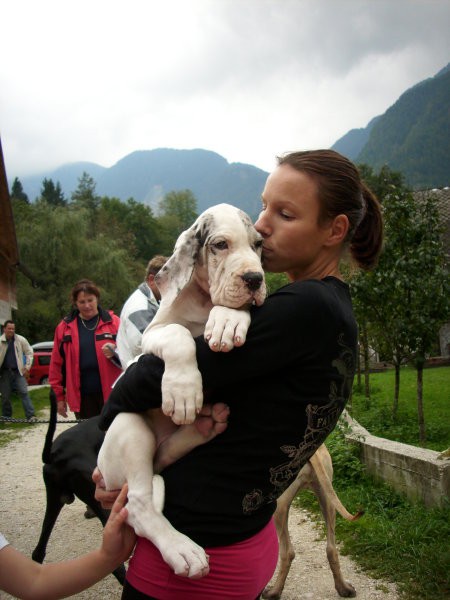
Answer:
[{"xmin": 1, "ymin": 0, "xmax": 449, "ymax": 179}]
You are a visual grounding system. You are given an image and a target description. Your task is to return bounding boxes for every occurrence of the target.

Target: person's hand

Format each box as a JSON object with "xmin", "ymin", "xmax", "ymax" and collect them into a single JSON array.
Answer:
[
  {"xmin": 92, "ymin": 467, "xmax": 121, "ymax": 509},
  {"xmin": 102, "ymin": 343, "xmax": 116, "ymax": 359},
  {"xmin": 57, "ymin": 400, "xmax": 68, "ymax": 418},
  {"xmin": 100, "ymin": 484, "xmax": 136, "ymax": 565}
]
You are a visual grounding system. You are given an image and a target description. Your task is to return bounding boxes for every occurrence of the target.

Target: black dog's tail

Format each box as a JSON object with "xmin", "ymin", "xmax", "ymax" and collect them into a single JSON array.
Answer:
[{"xmin": 42, "ymin": 388, "xmax": 58, "ymax": 464}]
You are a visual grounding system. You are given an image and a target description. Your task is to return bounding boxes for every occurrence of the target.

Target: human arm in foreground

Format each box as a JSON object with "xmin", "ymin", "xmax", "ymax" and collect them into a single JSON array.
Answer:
[{"xmin": 0, "ymin": 484, "xmax": 136, "ymax": 600}]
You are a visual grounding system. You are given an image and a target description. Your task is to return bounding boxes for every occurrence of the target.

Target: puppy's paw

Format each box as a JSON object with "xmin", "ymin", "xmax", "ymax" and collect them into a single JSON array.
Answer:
[
  {"xmin": 159, "ymin": 532, "xmax": 210, "ymax": 578},
  {"xmin": 161, "ymin": 368, "xmax": 203, "ymax": 424},
  {"xmin": 204, "ymin": 306, "xmax": 251, "ymax": 352}
]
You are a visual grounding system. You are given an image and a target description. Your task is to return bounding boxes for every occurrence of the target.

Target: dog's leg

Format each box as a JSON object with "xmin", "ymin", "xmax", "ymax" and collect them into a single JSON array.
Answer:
[
  {"xmin": 262, "ymin": 471, "xmax": 305, "ymax": 600},
  {"xmin": 142, "ymin": 323, "xmax": 204, "ymax": 424},
  {"xmin": 154, "ymin": 403, "xmax": 229, "ymax": 472},
  {"xmin": 32, "ymin": 467, "xmax": 68, "ymax": 564},
  {"xmin": 98, "ymin": 412, "xmax": 210, "ymax": 578},
  {"xmin": 309, "ymin": 450, "xmax": 357, "ymax": 598}
]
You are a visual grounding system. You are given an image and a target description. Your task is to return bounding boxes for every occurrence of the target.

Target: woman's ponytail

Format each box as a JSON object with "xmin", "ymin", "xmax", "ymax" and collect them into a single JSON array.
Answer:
[{"xmin": 350, "ymin": 183, "xmax": 384, "ymax": 270}]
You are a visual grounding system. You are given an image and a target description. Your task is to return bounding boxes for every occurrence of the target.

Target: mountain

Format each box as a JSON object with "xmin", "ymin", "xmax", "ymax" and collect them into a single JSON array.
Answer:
[
  {"xmin": 20, "ymin": 149, "xmax": 268, "ymax": 220},
  {"xmin": 18, "ymin": 63, "xmax": 449, "ymax": 209},
  {"xmin": 331, "ymin": 116, "xmax": 381, "ymax": 161},
  {"xmin": 333, "ymin": 64, "xmax": 450, "ymax": 188}
]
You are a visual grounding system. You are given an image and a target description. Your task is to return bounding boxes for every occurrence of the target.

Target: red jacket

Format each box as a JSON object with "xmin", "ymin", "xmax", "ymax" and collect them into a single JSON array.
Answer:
[{"xmin": 49, "ymin": 307, "xmax": 122, "ymax": 413}]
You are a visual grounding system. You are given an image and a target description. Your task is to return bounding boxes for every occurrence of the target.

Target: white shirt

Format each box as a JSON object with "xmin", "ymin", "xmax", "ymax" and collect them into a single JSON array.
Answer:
[
  {"xmin": 116, "ymin": 282, "xmax": 159, "ymax": 369},
  {"xmin": 0, "ymin": 532, "xmax": 9, "ymax": 550}
]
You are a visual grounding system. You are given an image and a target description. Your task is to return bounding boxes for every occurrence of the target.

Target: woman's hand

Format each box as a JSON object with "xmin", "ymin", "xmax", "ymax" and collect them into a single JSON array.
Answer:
[
  {"xmin": 57, "ymin": 400, "xmax": 68, "ymax": 418},
  {"xmin": 100, "ymin": 484, "xmax": 136, "ymax": 564},
  {"xmin": 92, "ymin": 467, "xmax": 121, "ymax": 509},
  {"xmin": 102, "ymin": 343, "xmax": 117, "ymax": 359}
]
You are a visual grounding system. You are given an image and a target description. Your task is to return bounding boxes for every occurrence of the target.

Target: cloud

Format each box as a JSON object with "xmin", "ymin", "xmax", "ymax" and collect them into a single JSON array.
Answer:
[{"xmin": 1, "ymin": 0, "xmax": 449, "ymax": 178}]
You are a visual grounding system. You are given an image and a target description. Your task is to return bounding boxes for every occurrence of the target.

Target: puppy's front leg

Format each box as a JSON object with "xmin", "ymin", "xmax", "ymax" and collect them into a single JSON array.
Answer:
[
  {"xmin": 142, "ymin": 323, "xmax": 204, "ymax": 424},
  {"xmin": 204, "ymin": 306, "xmax": 251, "ymax": 351},
  {"xmin": 97, "ymin": 413, "xmax": 209, "ymax": 578}
]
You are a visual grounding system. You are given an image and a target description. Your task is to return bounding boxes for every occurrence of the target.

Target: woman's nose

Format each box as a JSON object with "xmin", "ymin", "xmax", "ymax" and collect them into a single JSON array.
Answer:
[{"xmin": 254, "ymin": 213, "xmax": 269, "ymax": 236}]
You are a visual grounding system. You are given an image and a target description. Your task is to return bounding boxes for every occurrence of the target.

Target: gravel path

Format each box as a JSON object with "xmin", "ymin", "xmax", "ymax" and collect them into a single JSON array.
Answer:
[{"xmin": 0, "ymin": 416, "xmax": 400, "ymax": 600}]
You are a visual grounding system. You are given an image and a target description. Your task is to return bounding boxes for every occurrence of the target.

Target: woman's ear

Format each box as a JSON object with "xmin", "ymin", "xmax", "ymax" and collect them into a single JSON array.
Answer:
[{"xmin": 324, "ymin": 214, "xmax": 349, "ymax": 247}]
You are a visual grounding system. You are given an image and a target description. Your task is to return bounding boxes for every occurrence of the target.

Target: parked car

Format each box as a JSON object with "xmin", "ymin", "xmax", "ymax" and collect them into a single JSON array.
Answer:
[
  {"xmin": 31, "ymin": 341, "xmax": 54, "ymax": 352},
  {"xmin": 28, "ymin": 342, "xmax": 53, "ymax": 385}
]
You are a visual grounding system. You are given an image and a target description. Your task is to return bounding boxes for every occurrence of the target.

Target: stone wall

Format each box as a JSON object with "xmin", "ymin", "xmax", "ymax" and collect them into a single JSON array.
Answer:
[{"xmin": 341, "ymin": 411, "xmax": 450, "ymax": 508}]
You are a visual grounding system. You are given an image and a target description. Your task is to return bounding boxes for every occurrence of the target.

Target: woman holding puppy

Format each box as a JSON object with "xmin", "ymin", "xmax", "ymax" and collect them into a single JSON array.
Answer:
[{"xmin": 96, "ymin": 149, "xmax": 383, "ymax": 600}]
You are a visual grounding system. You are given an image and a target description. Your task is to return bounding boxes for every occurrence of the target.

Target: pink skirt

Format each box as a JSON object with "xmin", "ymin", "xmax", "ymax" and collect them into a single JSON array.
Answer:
[{"xmin": 127, "ymin": 519, "xmax": 279, "ymax": 600}]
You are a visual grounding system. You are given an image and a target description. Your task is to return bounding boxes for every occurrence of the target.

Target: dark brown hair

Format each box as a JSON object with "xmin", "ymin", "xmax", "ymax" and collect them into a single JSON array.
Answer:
[
  {"xmin": 145, "ymin": 255, "xmax": 169, "ymax": 278},
  {"xmin": 278, "ymin": 149, "xmax": 383, "ymax": 270},
  {"xmin": 70, "ymin": 279, "xmax": 100, "ymax": 305}
]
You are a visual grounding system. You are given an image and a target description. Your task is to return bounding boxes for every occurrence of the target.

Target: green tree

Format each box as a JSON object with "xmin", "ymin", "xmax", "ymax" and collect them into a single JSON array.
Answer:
[
  {"xmin": 71, "ymin": 172, "xmax": 99, "ymax": 211},
  {"xmin": 10, "ymin": 177, "xmax": 29, "ymax": 203},
  {"xmin": 157, "ymin": 190, "xmax": 198, "ymax": 252},
  {"xmin": 397, "ymin": 190, "xmax": 449, "ymax": 444},
  {"xmin": 40, "ymin": 178, "xmax": 66, "ymax": 206},
  {"xmin": 351, "ymin": 170, "xmax": 449, "ymax": 443},
  {"xmin": 265, "ymin": 272, "xmax": 289, "ymax": 295},
  {"xmin": 99, "ymin": 197, "xmax": 163, "ymax": 261},
  {"xmin": 12, "ymin": 202, "xmax": 139, "ymax": 341}
]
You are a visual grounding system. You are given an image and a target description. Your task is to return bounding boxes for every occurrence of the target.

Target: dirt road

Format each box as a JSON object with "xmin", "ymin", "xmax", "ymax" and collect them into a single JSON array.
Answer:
[{"xmin": 0, "ymin": 420, "xmax": 399, "ymax": 599}]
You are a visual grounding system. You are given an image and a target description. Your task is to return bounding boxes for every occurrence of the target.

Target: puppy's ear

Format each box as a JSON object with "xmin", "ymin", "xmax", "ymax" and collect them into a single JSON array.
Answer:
[{"xmin": 155, "ymin": 213, "xmax": 212, "ymax": 304}]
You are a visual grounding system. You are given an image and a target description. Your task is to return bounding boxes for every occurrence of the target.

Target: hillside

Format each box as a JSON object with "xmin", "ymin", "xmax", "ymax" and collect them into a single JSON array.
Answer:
[
  {"xmin": 333, "ymin": 64, "xmax": 450, "ymax": 188},
  {"xmin": 357, "ymin": 66, "xmax": 450, "ymax": 188},
  {"xmin": 20, "ymin": 148, "xmax": 268, "ymax": 220},
  {"xmin": 17, "ymin": 63, "xmax": 449, "ymax": 208}
]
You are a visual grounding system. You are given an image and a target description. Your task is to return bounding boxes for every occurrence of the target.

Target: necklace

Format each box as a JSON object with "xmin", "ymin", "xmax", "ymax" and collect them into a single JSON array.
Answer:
[{"xmin": 79, "ymin": 315, "xmax": 99, "ymax": 331}]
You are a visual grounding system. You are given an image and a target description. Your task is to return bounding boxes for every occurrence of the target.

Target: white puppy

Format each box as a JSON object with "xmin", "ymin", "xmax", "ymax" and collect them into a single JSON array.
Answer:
[{"xmin": 98, "ymin": 204, "xmax": 266, "ymax": 578}]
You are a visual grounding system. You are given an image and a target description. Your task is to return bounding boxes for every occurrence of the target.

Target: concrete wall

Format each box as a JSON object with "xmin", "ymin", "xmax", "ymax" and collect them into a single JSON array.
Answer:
[{"xmin": 341, "ymin": 411, "xmax": 450, "ymax": 509}]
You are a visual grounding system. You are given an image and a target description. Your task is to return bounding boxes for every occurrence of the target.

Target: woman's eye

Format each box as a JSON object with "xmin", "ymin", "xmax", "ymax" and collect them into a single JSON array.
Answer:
[
  {"xmin": 214, "ymin": 241, "xmax": 228, "ymax": 250},
  {"xmin": 281, "ymin": 211, "xmax": 294, "ymax": 220}
]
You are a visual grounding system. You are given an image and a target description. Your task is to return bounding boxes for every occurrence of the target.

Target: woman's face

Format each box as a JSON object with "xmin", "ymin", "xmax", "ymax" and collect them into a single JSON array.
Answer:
[
  {"xmin": 255, "ymin": 164, "xmax": 333, "ymax": 281},
  {"xmin": 75, "ymin": 291, "xmax": 99, "ymax": 320}
]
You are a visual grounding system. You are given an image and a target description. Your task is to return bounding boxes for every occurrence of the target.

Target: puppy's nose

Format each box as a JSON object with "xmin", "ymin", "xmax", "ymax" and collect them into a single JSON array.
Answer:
[{"xmin": 242, "ymin": 272, "xmax": 263, "ymax": 291}]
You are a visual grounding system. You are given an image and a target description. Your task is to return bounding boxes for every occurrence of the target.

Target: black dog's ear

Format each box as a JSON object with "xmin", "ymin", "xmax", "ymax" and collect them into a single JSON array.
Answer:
[{"xmin": 155, "ymin": 213, "xmax": 213, "ymax": 305}]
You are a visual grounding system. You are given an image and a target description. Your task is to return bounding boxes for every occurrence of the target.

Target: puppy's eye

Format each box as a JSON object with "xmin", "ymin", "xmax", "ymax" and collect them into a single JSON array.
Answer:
[
  {"xmin": 253, "ymin": 240, "xmax": 263, "ymax": 251},
  {"xmin": 213, "ymin": 241, "xmax": 228, "ymax": 250}
]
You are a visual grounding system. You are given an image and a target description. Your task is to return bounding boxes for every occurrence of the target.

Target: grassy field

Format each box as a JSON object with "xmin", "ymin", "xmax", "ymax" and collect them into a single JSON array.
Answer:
[
  {"xmin": 296, "ymin": 366, "xmax": 450, "ymax": 600},
  {"xmin": 350, "ymin": 365, "xmax": 449, "ymax": 451},
  {"xmin": 296, "ymin": 427, "xmax": 450, "ymax": 600}
]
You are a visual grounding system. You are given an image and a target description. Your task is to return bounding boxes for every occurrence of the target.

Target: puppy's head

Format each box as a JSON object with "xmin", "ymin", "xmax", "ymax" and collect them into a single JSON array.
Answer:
[
  {"xmin": 156, "ymin": 204, "xmax": 266, "ymax": 309},
  {"xmin": 200, "ymin": 204, "xmax": 266, "ymax": 308}
]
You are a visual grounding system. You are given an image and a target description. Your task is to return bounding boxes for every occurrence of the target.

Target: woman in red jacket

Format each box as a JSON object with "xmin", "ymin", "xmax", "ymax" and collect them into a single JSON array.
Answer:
[{"xmin": 49, "ymin": 279, "xmax": 122, "ymax": 420}]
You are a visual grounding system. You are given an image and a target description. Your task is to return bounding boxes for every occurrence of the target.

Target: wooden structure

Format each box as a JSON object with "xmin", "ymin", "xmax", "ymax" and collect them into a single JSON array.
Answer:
[
  {"xmin": 0, "ymin": 137, "xmax": 20, "ymax": 323},
  {"xmin": 0, "ymin": 137, "xmax": 36, "ymax": 324}
]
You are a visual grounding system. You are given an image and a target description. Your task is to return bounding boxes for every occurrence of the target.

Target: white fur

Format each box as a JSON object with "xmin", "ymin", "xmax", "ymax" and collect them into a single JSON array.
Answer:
[{"xmin": 98, "ymin": 204, "xmax": 266, "ymax": 578}]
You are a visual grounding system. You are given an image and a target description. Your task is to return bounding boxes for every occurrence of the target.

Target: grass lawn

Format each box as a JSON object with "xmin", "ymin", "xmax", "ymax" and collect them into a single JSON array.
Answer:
[
  {"xmin": 349, "ymin": 365, "xmax": 449, "ymax": 451},
  {"xmin": 296, "ymin": 427, "xmax": 450, "ymax": 600}
]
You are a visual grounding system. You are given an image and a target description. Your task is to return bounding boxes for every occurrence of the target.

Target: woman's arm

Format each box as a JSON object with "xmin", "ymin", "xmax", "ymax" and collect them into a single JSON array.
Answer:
[
  {"xmin": 0, "ymin": 485, "xmax": 135, "ymax": 600},
  {"xmin": 99, "ymin": 286, "xmax": 311, "ymax": 430}
]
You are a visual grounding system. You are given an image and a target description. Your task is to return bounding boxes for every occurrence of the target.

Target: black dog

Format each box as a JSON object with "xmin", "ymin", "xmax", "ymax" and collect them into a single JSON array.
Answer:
[{"xmin": 32, "ymin": 390, "xmax": 126, "ymax": 584}]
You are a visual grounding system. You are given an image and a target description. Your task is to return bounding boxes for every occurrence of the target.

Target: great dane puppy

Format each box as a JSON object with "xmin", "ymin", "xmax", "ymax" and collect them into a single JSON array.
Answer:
[{"xmin": 98, "ymin": 203, "xmax": 266, "ymax": 579}]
